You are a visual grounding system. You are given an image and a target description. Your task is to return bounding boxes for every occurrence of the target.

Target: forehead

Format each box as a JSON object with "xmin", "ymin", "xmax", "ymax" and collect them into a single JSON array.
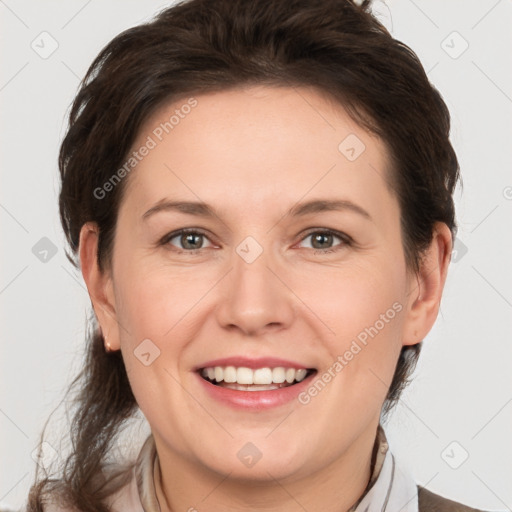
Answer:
[{"xmin": 120, "ymin": 85, "xmax": 395, "ymax": 222}]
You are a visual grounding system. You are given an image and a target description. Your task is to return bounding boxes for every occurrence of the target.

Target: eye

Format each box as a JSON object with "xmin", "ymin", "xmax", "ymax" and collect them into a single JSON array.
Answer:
[
  {"xmin": 160, "ymin": 229, "xmax": 215, "ymax": 252},
  {"xmin": 159, "ymin": 228, "xmax": 351, "ymax": 254},
  {"xmin": 297, "ymin": 229, "xmax": 351, "ymax": 252}
]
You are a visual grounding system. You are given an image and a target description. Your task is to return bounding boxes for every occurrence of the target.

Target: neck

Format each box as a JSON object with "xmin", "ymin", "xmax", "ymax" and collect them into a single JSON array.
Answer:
[{"xmin": 154, "ymin": 421, "xmax": 380, "ymax": 512}]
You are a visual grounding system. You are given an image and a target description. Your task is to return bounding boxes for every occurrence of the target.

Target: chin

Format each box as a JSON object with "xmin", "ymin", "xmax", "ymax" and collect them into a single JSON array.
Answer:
[{"xmin": 200, "ymin": 441, "xmax": 309, "ymax": 482}]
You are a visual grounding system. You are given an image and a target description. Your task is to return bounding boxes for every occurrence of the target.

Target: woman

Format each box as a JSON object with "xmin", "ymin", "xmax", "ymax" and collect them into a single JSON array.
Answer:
[{"xmin": 25, "ymin": 0, "xmax": 490, "ymax": 510}]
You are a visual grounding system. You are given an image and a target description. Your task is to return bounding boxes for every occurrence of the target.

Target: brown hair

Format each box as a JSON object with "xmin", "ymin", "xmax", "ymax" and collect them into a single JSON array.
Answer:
[{"xmin": 27, "ymin": 0, "xmax": 459, "ymax": 509}]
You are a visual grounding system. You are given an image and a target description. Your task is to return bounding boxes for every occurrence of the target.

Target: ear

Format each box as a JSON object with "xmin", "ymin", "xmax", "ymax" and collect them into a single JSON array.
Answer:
[
  {"xmin": 402, "ymin": 222, "xmax": 453, "ymax": 346},
  {"xmin": 79, "ymin": 222, "xmax": 121, "ymax": 351}
]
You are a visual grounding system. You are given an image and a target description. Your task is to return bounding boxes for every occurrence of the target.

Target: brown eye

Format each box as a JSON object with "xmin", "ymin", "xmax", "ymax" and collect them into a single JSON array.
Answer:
[
  {"xmin": 161, "ymin": 229, "xmax": 214, "ymax": 252},
  {"xmin": 297, "ymin": 229, "xmax": 351, "ymax": 252},
  {"xmin": 178, "ymin": 232, "xmax": 204, "ymax": 250}
]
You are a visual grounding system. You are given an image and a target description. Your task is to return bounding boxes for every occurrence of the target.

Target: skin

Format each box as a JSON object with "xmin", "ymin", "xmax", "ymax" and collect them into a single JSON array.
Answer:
[{"xmin": 79, "ymin": 85, "xmax": 452, "ymax": 512}]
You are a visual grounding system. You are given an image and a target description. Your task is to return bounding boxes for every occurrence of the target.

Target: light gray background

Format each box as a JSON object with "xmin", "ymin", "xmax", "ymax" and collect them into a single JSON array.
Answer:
[{"xmin": 1, "ymin": 1, "xmax": 511, "ymax": 510}]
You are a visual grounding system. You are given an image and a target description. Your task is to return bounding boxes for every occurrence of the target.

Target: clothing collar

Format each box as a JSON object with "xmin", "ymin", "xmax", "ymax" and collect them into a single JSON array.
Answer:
[
  {"xmin": 348, "ymin": 425, "xmax": 418, "ymax": 512},
  {"xmin": 131, "ymin": 424, "xmax": 418, "ymax": 512}
]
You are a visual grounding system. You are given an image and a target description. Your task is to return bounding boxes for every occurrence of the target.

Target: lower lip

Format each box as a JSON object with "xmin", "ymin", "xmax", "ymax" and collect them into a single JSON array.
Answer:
[{"xmin": 195, "ymin": 371, "xmax": 317, "ymax": 410}]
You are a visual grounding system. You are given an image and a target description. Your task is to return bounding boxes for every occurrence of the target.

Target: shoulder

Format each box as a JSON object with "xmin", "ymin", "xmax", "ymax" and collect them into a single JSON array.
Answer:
[{"xmin": 417, "ymin": 486, "xmax": 494, "ymax": 512}]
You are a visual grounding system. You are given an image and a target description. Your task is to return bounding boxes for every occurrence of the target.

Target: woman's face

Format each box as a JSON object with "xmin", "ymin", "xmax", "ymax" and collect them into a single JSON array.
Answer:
[{"xmin": 86, "ymin": 85, "xmax": 442, "ymax": 482}]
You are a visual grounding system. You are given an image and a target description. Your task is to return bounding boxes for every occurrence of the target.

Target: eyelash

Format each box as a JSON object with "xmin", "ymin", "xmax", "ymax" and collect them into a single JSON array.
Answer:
[{"xmin": 158, "ymin": 228, "xmax": 353, "ymax": 255}]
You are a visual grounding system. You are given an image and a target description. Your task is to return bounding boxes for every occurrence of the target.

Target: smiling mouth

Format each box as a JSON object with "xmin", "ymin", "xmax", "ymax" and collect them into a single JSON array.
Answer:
[{"xmin": 199, "ymin": 366, "xmax": 317, "ymax": 391}]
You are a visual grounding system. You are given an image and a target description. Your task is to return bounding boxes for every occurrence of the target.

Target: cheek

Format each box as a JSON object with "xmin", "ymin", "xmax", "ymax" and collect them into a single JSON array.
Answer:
[
  {"xmin": 113, "ymin": 256, "xmax": 216, "ymax": 344},
  {"xmin": 298, "ymin": 257, "xmax": 407, "ymax": 391},
  {"xmin": 299, "ymin": 254, "xmax": 406, "ymax": 332}
]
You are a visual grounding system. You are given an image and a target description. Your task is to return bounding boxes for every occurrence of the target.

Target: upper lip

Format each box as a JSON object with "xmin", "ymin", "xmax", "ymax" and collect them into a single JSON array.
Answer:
[{"xmin": 193, "ymin": 356, "xmax": 315, "ymax": 371}]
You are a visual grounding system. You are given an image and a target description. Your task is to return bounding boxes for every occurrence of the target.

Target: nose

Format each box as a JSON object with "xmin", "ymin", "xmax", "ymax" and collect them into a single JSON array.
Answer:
[{"xmin": 215, "ymin": 243, "xmax": 295, "ymax": 337}]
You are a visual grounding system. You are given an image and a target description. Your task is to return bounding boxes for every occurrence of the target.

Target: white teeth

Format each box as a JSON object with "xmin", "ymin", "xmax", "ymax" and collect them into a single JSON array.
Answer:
[
  {"xmin": 223, "ymin": 366, "xmax": 237, "ymax": 383},
  {"xmin": 253, "ymin": 367, "xmax": 273, "ymax": 385},
  {"xmin": 200, "ymin": 366, "xmax": 310, "ymax": 386},
  {"xmin": 272, "ymin": 367, "xmax": 286, "ymax": 383},
  {"xmin": 295, "ymin": 369, "xmax": 307, "ymax": 381},
  {"xmin": 237, "ymin": 367, "xmax": 254, "ymax": 384}
]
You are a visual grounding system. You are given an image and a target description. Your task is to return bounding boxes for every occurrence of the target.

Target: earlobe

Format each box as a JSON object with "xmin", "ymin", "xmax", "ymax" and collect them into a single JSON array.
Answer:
[
  {"xmin": 79, "ymin": 222, "xmax": 121, "ymax": 351},
  {"xmin": 402, "ymin": 222, "xmax": 453, "ymax": 347}
]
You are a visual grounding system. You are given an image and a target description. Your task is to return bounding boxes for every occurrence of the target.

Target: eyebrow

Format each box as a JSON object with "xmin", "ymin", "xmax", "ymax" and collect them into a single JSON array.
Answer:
[{"xmin": 142, "ymin": 198, "xmax": 372, "ymax": 222}]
